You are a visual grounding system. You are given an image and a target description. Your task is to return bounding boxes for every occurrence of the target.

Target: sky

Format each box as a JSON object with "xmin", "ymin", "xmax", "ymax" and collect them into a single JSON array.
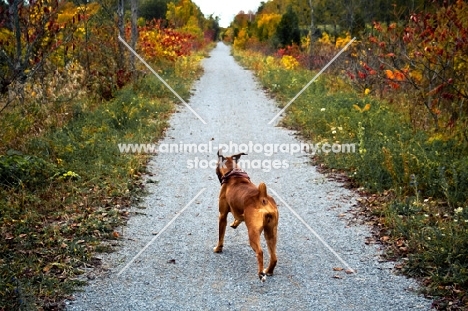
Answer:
[{"xmin": 193, "ymin": 0, "xmax": 264, "ymax": 28}]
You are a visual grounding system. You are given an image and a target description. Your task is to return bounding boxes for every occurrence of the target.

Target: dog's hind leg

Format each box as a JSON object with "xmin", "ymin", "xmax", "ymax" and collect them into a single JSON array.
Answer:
[
  {"xmin": 246, "ymin": 217, "xmax": 266, "ymax": 281},
  {"xmin": 214, "ymin": 201, "xmax": 229, "ymax": 253},
  {"xmin": 263, "ymin": 221, "xmax": 278, "ymax": 276}
]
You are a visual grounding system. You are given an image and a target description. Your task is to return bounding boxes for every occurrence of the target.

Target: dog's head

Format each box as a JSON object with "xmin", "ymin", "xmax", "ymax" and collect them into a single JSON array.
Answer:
[{"xmin": 216, "ymin": 150, "xmax": 247, "ymax": 183}]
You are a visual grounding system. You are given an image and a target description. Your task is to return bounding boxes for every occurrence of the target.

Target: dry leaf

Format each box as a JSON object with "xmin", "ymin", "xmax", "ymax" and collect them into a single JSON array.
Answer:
[
  {"xmin": 345, "ymin": 269, "xmax": 355, "ymax": 274},
  {"xmin": 333, "ymin": 275, "xmax": 343, "ymax": 279},
  {"xmin": 380, "ymin": 236, "xmax": 390, "ymax": 242},
  {"xmin": 112, "ymin": 231, "xmax": 120, "ymax": 238},
  {"xmin": 333, "ymin": 267, "xmax": 344, "ymax": 271}
]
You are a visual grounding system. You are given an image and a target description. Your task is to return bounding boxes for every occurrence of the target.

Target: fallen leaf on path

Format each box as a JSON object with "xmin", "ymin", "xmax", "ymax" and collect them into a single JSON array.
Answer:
[{"xmin": 380, "ymin": 236, "xmax": 390, "ymax": 242}]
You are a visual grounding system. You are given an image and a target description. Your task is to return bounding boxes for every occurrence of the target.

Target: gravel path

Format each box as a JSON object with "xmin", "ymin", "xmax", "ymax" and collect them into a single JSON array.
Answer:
[{"xmin": 67, "ymin": 43, "xmax": 431, "ymax": 310}]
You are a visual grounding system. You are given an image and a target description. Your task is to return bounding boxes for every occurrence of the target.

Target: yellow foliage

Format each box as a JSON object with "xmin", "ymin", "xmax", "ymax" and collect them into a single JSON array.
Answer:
[
  {"xmin": 57, "ymin": 2, "xmax": 100, "ymax": 25},
  {"xmin": 166, "ymin": 0, "xmax": 203, "ymax": 29},
  {"xmin": 0, "ymin": 28, "xmax": 14, "ymax": 54},
  {"xmin": 265, "ymin": 56, "xmax": 276, "ymax": 67},
  {"xmin": 409, "ymin": 70, "xmax": 423, "ymax": 82},
  {"xmin": 353, "ymin": 103, "xmax": 371, "ymax": 113},
  {"xmin": 428, "ymin": 133, "xmax": 448, "ymax": 143},
  {"xmin": 454, "ymin": 55, "xmax": 467, "ymax": 71},
  {"xmin": 183, "ymin": 15, "xmax": 203, "ymax": 38},
  {"xmin": 336, "ymin": 33, "xmax": 352, "ymax": 49},
  {"xmin": 318, "ymin": 32, "xmax": 332, "ymax": 46},
  {"xmin": 233, "ymin": 28, "xmax": 249, "ymax": 50},
  {"xmin": 0, "ymin": 28, "xmax": 13, "ymax": 40},
  {"xmin": 175, "ymin": 55, "xmax": 202, "ymax": 77},
  {"xmin": 256, "ymin": 14, "xmax": 281, "ymax": 39},
  {"xmin": 280, "ymin": 55, "xmax": 299, "ymax": 70},
  {"xmin": 301, "ymin": 35, "xmax": 311, "ymax": 50}
]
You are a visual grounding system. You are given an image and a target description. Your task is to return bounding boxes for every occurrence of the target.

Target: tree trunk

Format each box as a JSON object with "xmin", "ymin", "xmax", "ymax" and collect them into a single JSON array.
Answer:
[
  {"xmin": 130, "ymin": 0, "xmax": 138, "ymax": 79},
  {"xmin": 10, "ymin": 0, "xmax": 23, "ymax": 80},
  {"xmin": 308, "ymin": 0, "xmax": 315, "ymax": 40},
  {"xmin": 117, "ymin": 0, "xmax": 125, "ymax": 72},
  {"xmin": 308, "ymin": 0, "xmax": 315, "ymax": 70}
]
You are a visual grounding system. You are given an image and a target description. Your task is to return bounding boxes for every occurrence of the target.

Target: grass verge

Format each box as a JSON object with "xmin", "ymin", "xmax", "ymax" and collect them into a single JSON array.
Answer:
[
  {"xmin": 233, "ymin": 48, "xmax": 468, "ymax": 309},
  {"xmin": 0, "ymin": 53, "xmax": 205, "ymax": 310}
]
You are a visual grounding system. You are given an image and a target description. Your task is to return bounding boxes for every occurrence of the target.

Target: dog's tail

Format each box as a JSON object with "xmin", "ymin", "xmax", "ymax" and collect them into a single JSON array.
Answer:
[
  {"xmin": 258, "ymin": 183, "xmax": 278, "ymax": 225},
  {"xmin": 258, "ymin": 182, "xmax": 268, "ymax": 205}
]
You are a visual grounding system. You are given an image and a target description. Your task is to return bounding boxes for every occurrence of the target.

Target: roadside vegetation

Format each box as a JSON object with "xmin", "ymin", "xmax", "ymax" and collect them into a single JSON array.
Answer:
[
  {"xmin": 227, "ymin": 0, "xmax": 468, "ymax": 309},
  {"xmin": 0, "ymin": 0, "xmax": 217, "ymax": 309}
]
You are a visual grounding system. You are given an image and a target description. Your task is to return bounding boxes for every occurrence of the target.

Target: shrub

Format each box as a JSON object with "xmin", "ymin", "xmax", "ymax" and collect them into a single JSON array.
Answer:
[{"xmin": 0, "ymin": 153, "xmax": 58, "ymax": 189}]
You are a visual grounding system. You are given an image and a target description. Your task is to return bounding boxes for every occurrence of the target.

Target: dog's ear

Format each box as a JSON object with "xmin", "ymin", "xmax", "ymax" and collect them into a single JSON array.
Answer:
[
  {"xmin": 231, "ymin": 153, "xmax": 247, "ymax": 162},
  {"xmin": 217, "ymin": 150, "xmax": 225, "ymax": 161}
]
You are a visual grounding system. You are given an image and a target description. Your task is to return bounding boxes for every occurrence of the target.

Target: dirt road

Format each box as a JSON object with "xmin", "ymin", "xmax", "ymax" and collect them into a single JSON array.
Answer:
[{"xmin": 67, "ymin": 43, "xmax": 430, "ymax": 310}]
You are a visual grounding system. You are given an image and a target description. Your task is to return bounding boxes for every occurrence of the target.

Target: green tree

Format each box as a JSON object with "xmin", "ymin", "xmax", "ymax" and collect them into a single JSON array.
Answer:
[
  {"xmin": 203, "ymin": 14, "xmax": 220, "ymax": 41},
  {"xmin": 275, "ymin": 5, "xmax": 301, "ymax": 47},
  {"xmin": 140, "ymin": 0, "xmax": 171, "ymax": 21}
]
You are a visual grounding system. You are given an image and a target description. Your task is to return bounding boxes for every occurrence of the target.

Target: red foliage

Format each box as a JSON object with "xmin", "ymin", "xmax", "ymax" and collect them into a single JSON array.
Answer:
[{"xmin": 345, "ymin": 0, "xmax": 468, "ymax": 130}]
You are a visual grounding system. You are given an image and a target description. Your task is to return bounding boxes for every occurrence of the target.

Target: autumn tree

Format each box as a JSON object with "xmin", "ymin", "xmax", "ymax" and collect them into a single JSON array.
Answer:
[
  {"xmin": 166, "ymin": 0, "xmax": 203, "ymax": 29},
  {"xmin": 0, "ymin": 0, "xmax": 68, "ymax": 96},
  {"xmin": 231, "ymin": 10, "xmax": 251, "ymax": 38},
  {"xmin": 255, "ymin": 13, "xmax": 281, "ymax": 42}
]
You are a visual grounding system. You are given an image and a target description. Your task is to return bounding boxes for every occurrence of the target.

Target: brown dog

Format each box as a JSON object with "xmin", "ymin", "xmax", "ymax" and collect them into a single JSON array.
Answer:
[{"xmin": 213, "ymin": 151, "xmax": 278, "ymax": 281}]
